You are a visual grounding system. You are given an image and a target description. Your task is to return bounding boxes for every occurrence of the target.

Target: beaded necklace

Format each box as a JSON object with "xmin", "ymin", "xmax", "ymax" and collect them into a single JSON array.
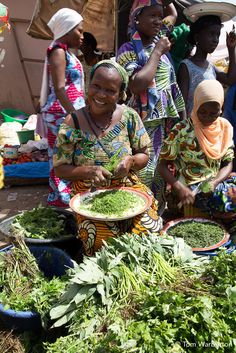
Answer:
[{"xmin": 87, "ymin": 106, "xmax": 113, "ymax": 133}]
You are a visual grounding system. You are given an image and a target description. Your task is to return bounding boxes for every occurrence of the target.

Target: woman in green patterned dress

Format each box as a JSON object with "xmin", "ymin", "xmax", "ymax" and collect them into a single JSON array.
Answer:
[
  {"xmin": 159, "ymin": 80, "xmax": 236, "ymax": 216},
  {"xmin": 53, "ymin": 60, "xmax": 162, "ymax": 255}
]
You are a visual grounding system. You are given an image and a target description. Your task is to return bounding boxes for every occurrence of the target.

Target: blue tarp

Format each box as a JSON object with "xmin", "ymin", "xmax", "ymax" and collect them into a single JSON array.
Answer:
[{"xmin": 4, "ymin": 162, "xmax": 49, "ymax": 178}]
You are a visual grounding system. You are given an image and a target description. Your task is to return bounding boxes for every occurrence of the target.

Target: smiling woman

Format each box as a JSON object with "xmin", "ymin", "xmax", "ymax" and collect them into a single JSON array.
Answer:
[{"xmin": 53, "ymin": 60, "xmax": 163, "ymax": 255}]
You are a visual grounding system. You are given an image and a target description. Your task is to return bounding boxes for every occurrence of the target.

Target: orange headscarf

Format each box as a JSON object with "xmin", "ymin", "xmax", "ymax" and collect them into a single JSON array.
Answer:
[{"xmin": 191, "ymin": 80, "xmax": 233, "ymax": 160}]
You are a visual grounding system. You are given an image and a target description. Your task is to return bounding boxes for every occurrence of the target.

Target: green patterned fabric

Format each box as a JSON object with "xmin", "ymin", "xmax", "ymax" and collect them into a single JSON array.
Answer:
[
  {"xmin": 117, "ymin": 44, "xmax": 185, "ymax": 121},
  {"xmin": 160, "ymin": 119, "xmax": 234, "ymax": 186},
  {"xmin": 53, "ymin": 106, "xmax": 151, "ymax": 171}
]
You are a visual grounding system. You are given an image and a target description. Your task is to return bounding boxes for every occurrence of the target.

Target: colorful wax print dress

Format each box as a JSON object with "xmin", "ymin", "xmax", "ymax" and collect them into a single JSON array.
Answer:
[
  {"xmin": 160, "ymin": 119, "xmax": 236, "ymax": 214},
  {"xmin": 117, "ymin": 41, "xmax": 185, "ymax": 212},
  {"xmin": 53, "ymin": 106, "xmax": 163, "ymax": 255},
  {"xmin": 41, "ymin": 42, "xmax": 85, "ymax": 207}
]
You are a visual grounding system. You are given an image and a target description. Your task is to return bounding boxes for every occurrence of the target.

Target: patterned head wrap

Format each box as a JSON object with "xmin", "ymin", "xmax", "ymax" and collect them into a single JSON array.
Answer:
[
  {"xmin": 47, "ymin": 8, "xmax": 83, "ymax": 41},
  {"xmin": 90, "ymin": 60, "xmax": 129, "ymax": 101},
  {"xmin": 128, "ymin": 0, "xmax": 163, "ymax": 120},
  {"xmin": 0, "ymin": 3, "xmax": 10, "ymax": 33},
  {"xmin": 129, "ymin": 0, "xmax": 163, "ymax": 31}
]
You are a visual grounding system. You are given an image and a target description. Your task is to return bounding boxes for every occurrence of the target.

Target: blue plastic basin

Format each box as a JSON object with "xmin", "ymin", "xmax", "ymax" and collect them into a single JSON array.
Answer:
[{"xmin": 0, "ymin": 246, "xmax": 74, "ymax": 332}]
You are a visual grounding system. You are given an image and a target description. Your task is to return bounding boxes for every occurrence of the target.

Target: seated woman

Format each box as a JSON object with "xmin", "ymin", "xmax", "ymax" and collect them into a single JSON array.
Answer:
[
  {"xmin": 159, "ymin": 80, "xmax": 236, "ymax": 217},
  {"xmin": 53, "ymin": 60, "xmax": 162, "ymax": 255}
]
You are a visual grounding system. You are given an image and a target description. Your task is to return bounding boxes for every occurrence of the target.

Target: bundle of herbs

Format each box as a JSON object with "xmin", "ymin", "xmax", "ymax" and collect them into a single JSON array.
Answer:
[
  {"xmin": 11, "ymin": 206, "xmax": 73, "ymax": 240},
  {"xmin": 104, "ymin": 147, "xmax": 123, "ymax": 174},
  {"xmin": 0, "ymin": 238, "xmax": 69, "ymax": 327},
  {"xmin": 45, "ymin": 244, "xmax": 236, "ymax": 353},
  {"xmin": 49, "ymin": 234, "xmax": 182, "ymax": 328},
  {"xmin": 166, "ymin": 220, "xmax": 225, "ymax": 248}
]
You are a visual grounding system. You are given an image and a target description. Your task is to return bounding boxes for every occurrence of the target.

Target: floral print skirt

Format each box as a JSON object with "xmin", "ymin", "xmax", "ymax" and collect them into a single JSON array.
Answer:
[{"xmin": 73, "ymin": 176, "xmax": 163, "ymax": 256}]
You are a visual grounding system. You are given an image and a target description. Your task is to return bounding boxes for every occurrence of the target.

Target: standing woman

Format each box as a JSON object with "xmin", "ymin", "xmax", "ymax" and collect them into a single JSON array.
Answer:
[
  {"xmin": 40, "ymin": 8, "xmax": 85, "ymax": 207},
  {"xmin": 178, "ymin": 15, "xmax": 236, "ymax": 117},
  {"xmin": 117, "ymin": 0, "xmax": 185, "ymax": 209}
]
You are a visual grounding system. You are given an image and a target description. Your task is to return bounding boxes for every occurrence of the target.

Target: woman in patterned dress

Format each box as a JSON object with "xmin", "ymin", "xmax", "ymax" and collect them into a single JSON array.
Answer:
[
  {"xmin": 40, "ymin": 8, "xmax": 85, "ymax": 207},
  {"xmin": 117, "ymin": 0, "xmax": 185, "ymax": 213},
  {"xmin": 159, "ymin": 80, "xmax": 236, "ymax": 216},
  {"xmin": 53, "ymin": 60, "xmax": 162, "ymax": 255}
]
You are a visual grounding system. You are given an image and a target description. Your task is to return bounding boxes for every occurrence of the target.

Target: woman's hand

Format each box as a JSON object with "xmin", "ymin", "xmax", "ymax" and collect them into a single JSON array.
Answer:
[
  {"xmin": 174, "ymin": 181, "xmax": 195, "ymax": 207},
  {"xmin": 113, "ymin": 155, "xmax": 133, "ymax": 179},
  {"xmin": 226, "ymin": 26, "xmax": 236, "ymax": 50},
  {"xmin": 154, "ymin": 36, "xmax": 171, "ymax": 55},
  {"xmin": 208, "ymin": 180, "xmax": 217, "ymax": 192},
  {"xmin": 88, "ymin": 166, "xmax": 112, "ymax": 186}
]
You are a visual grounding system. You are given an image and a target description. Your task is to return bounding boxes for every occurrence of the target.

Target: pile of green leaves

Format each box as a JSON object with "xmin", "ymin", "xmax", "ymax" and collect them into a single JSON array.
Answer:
[
  {"xmin": 81, "ymin": 190, "xmax": 145, "ymax": 216},
  {"xmin": 167, "ymin": 221, "xmax": 224, "ymax": 248},
  {"xmin": 45, "ymin": 241, "xmax": 236, "ymax": 353},
  {"xmin": 11, "ymin": 206, "xmax": 72, "ymax": 239},
  {"xmin": 0, "ymin": 239, "xmax": 69, "ymax": 326}
]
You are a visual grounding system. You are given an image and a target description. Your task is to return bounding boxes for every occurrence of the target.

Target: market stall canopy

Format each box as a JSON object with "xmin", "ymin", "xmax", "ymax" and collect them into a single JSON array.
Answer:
[{"xmin": 26, "ymin": 0, "xmax": 115, "ymax": 51}]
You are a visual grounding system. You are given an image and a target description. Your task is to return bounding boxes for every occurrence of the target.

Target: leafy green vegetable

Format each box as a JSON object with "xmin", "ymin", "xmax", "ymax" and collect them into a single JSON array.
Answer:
[
  {"xmin": 167, "ymin": 221, "xmax": 224, "ymax": 248},
  {"xmin": 11, "ymin": 206, "xmax": 73, "ymax": 239},
  {"xmin": 200, "ymin": 181, "xmax": 213, "ymax": 193},
  {"xmin": 45, "ymin": 238, "xmax": 236, "ymax": 353},
  {"xmin": 104, "ymin": 147, "xmax": 123, "ymax": 174},
  {"xmin": 49, "ymin": 234, "xmax": 178, "ymax": 328},
  {"xmin": 81, "ymin": 190, "xmax": 145, "ymax": 217},
  {"xmin": 0, "ymin": 238, "xmax": 69, "ymax": 327}
]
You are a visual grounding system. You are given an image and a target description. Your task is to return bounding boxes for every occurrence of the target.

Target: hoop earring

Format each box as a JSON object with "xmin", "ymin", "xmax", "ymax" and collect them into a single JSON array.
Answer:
[{"xmin": 135, "ymin": 20, "xmax": 139, "ymax": 24}]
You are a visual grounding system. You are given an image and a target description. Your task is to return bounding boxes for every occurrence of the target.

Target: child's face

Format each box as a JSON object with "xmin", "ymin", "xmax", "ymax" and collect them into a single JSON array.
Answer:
[
  {"xmin": 136, "ymin": 5, "xmax": 163, "ymax": 39},
  {"xmin": 196, "ymin": 24, "xmax": 221, "ymax": 54},
  {"xmin": 197, "ymin": 101, "xmax": 221, "ymax": 126}
]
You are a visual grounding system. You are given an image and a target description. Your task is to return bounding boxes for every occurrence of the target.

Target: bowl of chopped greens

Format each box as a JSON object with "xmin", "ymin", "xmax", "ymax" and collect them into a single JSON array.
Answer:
[
  {"xmin": 162, "ymin": 218, "xmax": 230, "ymax": 252},
  {"xmin": 0, "ymin": 206, "xmax": 77, "ymax": 244},
  {"xmin": 69, "ymin": 187, "xmax": 152, "ymax": 221}
]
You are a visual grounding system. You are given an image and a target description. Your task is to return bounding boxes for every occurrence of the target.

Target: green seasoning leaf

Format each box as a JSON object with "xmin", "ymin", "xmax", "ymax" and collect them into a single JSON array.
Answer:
[
  {"xmin": 226, "ymin": 286, "xmax": 236, "ymax": 305},
  {"xmin": 0, "ymin": 242, "xmax": 68, "ymax": 317},
  {"xmin": 200, "ymin": 181, "xmax": 212, "ymax": 193},
  {"xmin": 104, "ymin": 147, "xmax": 123, "ymax": 174},
  {"xmin": 11, "ymin": 206, "xmax": 73, "ymax": 239},
  {"xmin": 80, "ymin": 190, "xmax": 145, "ymax": 217},
  {"xmin": 167, "ymin": 221, "xmax": 224, "ymax": 248}
]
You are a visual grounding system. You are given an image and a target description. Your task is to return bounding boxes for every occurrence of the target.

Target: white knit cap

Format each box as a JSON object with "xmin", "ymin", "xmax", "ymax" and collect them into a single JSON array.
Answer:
[{"xmin": 47, "ymin": 8, "xmax": 83, "ymax": 41}]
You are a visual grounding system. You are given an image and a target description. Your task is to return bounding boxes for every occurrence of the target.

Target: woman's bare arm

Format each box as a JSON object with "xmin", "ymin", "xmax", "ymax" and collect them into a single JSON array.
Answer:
[
  {"xmin": 49, "ymin": 48, "xmax": 76, "ymax": 113},
  {"xmin": 129, "ymin": 37, "xmax": 171, "ymax": 94}
]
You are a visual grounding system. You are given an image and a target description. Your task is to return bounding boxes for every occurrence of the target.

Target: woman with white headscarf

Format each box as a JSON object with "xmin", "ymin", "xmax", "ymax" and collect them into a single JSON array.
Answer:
[{"xmin": 40, "ymin": 8, "xmax": 85, "ymax": 207}]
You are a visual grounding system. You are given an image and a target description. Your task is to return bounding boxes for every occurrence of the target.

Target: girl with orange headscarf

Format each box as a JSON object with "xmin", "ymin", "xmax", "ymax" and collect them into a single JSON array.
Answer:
[{"xmin": 159, "ymin": 79, "xmax": 236, "ymax": 215}]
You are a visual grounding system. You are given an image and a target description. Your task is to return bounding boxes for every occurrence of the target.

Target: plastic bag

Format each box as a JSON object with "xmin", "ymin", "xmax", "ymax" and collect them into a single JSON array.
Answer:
[{"xmin": 0, "ymin": 122, "xmax": 22, "ymax": 146}]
